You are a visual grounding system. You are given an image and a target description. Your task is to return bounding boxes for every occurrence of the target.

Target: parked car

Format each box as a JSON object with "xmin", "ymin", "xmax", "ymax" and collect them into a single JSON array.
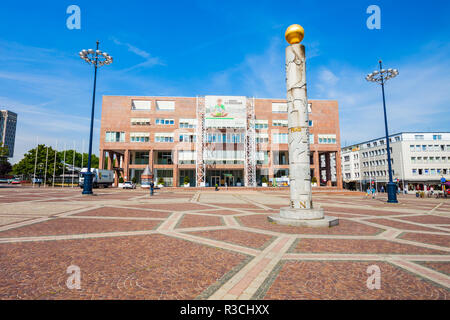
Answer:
[
  {"xmin": 122, "ymin": 181, "xmax": 136, "ymax": 189},
  {"xmin": 11, "ymin": 179, "xmax": 22, "ymax": 184}
]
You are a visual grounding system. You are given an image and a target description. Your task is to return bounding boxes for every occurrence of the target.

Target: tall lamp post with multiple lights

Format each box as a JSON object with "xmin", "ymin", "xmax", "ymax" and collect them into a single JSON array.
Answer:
[
  {"xmin": 79, "ymin": 41, "xmax": 113, "ymax": 195},
  {"xmin": 366, "ymin": 61, "xmax": 399, "ymax": 203}
]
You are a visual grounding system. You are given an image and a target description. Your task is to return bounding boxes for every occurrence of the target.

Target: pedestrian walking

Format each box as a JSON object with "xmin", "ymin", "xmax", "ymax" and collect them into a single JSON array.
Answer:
[
  {"xmin": 371, "ymin": 186, "xmax": 376, "ymax": 199},
  {"xmin": 380, "ymin": 186, "xmax": 384, "ymax": 193},
  {"xmin": 150, "ymin": 180, "xmax": 154, "ymax": 196}
]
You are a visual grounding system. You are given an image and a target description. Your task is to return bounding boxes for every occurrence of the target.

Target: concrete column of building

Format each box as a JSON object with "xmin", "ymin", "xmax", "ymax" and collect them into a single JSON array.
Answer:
[
  {"xmin": 107, "ymin": 151, "xmax": 113, "ymax": 170},
  {"xmin": 173, "ymin": 149, "xmax": 179, "ymax": 187},
  {"xmin": 335, "ymin": 151, "xmax": 343, "ymax": 189},
  {"xmin": 149, "ymin": 149, "xmax": 153, "ymax": 171},
  {"xmin": 313, "ymin": 150, "xmax": 320, "ymax": 185},
  {"xmin": 123, "ymin": 150, "xmax": 129, "ymax": 181},
  {"xmin": 326, "ymin": 152, "xmax": 332, "ymax": 187},
  {"xmin": 268, "ymin": 151, "xmax": 275, "ymax": 183},
  {"xmin": 99, "ymin": 150, "xmax": 104, "ymax": 170},
  {"xmin": 269, "ymin": 24, "xmax": 338, "ymax": 227}
]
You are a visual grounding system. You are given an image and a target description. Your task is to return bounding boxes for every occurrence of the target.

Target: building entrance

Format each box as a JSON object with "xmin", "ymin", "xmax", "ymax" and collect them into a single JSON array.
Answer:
[
  {"xmin": 211, "ymin": 176, "xmax": 220, "ymax": 187},
  {"xmin": 206, "ymin": 170, "xmax": 243, "ymax": 187}
]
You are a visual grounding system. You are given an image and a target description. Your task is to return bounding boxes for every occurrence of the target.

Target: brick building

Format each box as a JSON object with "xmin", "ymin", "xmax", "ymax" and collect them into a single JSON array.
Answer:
[{"xmin": 99, "ymin": 95, "xmax": 342, "ymax": 188}]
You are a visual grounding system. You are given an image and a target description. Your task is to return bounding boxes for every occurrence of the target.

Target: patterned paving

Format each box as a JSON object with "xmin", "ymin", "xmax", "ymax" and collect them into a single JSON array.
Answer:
[{"xmin": 0, "ymin": 186, "xmax": 449, "ymax": 300}]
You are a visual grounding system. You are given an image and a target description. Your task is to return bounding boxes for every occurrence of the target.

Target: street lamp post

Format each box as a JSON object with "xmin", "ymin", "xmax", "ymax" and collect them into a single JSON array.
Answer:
[
  {"xmin": 79, "ymin": 41, "xmax": 113, "ymax": 195},
  {"xmin": 366, "ymin": 61, "xmax": 399, "ymax": 203}
]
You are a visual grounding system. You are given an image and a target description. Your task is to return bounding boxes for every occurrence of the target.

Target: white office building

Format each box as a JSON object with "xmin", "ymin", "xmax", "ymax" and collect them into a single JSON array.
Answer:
[
  {"xmin": 342, "ymin": 132, "xmax": 450, "ymax": 191},
  {"xmin": 0, "ymin": 110, "xmax": 17, "ymax": 158}
]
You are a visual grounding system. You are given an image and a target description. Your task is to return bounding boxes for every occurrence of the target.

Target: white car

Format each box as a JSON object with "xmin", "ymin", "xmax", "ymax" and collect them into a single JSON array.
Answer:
[{"xmin": 122, "ymin": 181, "xmax": 136, "ymax": 189}]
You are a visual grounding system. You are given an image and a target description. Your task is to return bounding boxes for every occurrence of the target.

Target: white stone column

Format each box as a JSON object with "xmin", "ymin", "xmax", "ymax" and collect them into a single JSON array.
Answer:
[
  {"xmin": 285, "ymin": 43, "xmax": 312, "ymax": 209},
  {"xmin": 268, "ymin": 24, "xmax": 338, "ymax": 227}
]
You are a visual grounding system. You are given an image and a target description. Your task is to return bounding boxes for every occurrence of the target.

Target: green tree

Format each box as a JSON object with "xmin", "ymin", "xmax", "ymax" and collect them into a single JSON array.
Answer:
[
  {"xmin": 0, "ymin": 143, "xmax": 12, "ymax": 175},
  {"xmin": 12, "ymin": 145, "xmax": 63, "ymax": 180},
  {"xmin": 0, "ymin": 143, "xmax": 9, "ymax": 160},
  {"xmin": 0, "ymin": 159, "xmax": 12, "ymax": 176},
  {"xmin": 57, "ymin": 150, "xmax": 99, "ymax": 169}
]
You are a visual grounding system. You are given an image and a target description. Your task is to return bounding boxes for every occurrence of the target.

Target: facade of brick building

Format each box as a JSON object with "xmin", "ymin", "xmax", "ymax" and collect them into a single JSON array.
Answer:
[{"xmin": 99, "ymin": 96, "xmax": 342, "ymax": 188}]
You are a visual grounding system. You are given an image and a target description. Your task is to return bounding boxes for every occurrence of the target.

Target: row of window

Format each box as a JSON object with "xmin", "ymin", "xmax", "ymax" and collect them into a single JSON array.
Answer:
[
  {"xmin": 362, "ymin": 136, "xmax": 401, "ymax": 149},
  {"xmin": 363, "ymin": 170, "xmax": 395, "ymax": 177},
  {"xmin": 409, "ymin": 144, "xmax": 449, "ymax": 152},
  {"xmin": 129, "ymin": 118, "xmax": 315, "ymax": 129},
  {"xmin": 412, "ymin": 168, "xmax": 449, "ymax": 175},
  {"xmin": 362, "ymin": 148, "xmax": 393, "ymax": 158},
  {"xmin": 131, "ymin": 100, "xmax": 316, "ymax": 114},
  {"xmin": 411, "ymin": 156, "xmax": 448, "ymax": 164},
  {"xmin": 318, "ymin": 135, "xmax": 336, "ymax": 144},
  {"xmin": 362, "ymin": 159, "xmax": 394, "ymax": 167},
  {"xmin": 414, "ymin": 134, "xmax": 442, "ymax": 140},
  {"xmin": 155, "ymin": 118, "xmax": 175, "ymax": 125},
  {"xmin": 345, "ymin": 172, "xmax": 361, "ymax": 179},
  {"xmin": 206, "ymin": 133, "xmax": 246, "ymax": 143},
  {"xmin": 131, "ymin": 100, "xmax": 175, "ymax": 111},
  {"xmin": 106, "ymin": 131, "xmax": 334, "ymax": 145}
]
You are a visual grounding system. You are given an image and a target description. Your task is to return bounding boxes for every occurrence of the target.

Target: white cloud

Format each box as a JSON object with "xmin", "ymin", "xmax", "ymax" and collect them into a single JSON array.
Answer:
[
  {"xmin": 314, "ymin": 47, "xmax": 450, "ymax": 146},
  {"xmin": 111, "ymin": 37, "xmax": 165, "ymax": 70}
]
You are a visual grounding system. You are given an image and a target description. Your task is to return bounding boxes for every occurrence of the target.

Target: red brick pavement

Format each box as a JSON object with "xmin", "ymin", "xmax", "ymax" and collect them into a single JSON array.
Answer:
[
  {"xmin": 366, "ymin": 218, "xmax": 448, "ymax": 232},
  {"xmin": 419, "ymin": 262, "xmax": 450, "ymax": 276},
  {"xmin": 399, "ymin": 232, "xmax": 450, "ymax": 247},
  {"xmin": 176, "ymin": 214, "xmax": 224, "ymax": 229},
  {"xmin": 291, "ymin": 238, "xmax": 447, "ymax": 255},
  {"xmin": 237, "ymin": 214, "xmax": 384, "ymax": 235},
  {"xmin": 0, "ymin": 234, "xmax": 247, "ymax": 299},
  {"xmin": 395, "ymin": 215, "xmax": 450, "ymax": 225},
  {"xmin": 0, "ymin": 218, "xmax": 161, "ymax": 238},
  {"xmin": 187, "ymin": 229, "xmax": 274, "ymax": 249},
  {"xmin": 73, "ymin": 207, "xmax": 170, "ymax": 219},
  {"xmin": 262, "ymin": 261, "xmax": 449, "ymax": 299},
  {"xmin": 131, "ymin": 203, "xmax": 212, "ymax": 211}
]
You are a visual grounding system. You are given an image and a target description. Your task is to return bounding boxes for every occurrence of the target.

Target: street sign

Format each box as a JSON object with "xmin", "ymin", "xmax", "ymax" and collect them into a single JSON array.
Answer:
[{"xmin": 441, "ymin": 177, "xmax": 447, "ymax": 183}]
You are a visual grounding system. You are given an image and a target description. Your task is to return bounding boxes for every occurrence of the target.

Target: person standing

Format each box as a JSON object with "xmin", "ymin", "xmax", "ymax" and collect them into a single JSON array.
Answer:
[
  {"xmin": 371, "ymin": 186, "xmax": 376, "ymax": 199},
  {"xmin": 150, "ymin": 180, "xmax": 154, "ymax": 196}
]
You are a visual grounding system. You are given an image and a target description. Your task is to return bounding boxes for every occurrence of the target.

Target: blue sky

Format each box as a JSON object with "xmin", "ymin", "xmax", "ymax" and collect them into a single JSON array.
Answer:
[{"xmin": 1, "ymin": 0, "xmax": 449, "ymax": 163}]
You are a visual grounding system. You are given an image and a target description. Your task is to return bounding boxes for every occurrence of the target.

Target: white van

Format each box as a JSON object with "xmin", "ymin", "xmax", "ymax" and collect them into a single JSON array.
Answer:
[{"xmin": 79, "ymin": 168, "xmax": 114, "ymax": 188}]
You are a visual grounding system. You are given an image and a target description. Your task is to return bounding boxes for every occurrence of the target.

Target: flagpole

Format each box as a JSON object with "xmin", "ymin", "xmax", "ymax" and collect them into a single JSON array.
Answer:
[
  {"xmin": 52, "ymin": 140, "xmax": 57, "ymax": 188},
  {"xmin": 62, "ymin": 143, "xmax": 66, "ymax": 188},
  {"xmin": 44, "ymin": 146, "xmax": 49, "ymax": 187},
  {"xmin": 33, "ymin": 137, "xmax": 38, "ymax": 188},
  {"xmin": 72, "ymin": 140, "xmax": 75, "ymax": 188}
]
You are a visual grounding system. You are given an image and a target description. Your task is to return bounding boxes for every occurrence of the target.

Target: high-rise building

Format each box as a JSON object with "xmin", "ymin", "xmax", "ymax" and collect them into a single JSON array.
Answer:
[
  {"xmin": 341, "ymin": 132, "xmax": 450, "ymax": 191},
  {"xmin": 0, "ymin": 110, "xmax": 17, "ymax": 158},
  {"xmin": 99, "ymin": 95, "xmax": 343, "ymax": 187}
]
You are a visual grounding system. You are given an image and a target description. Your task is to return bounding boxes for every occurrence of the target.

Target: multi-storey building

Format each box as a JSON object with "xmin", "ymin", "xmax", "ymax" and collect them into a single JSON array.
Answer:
[
  {"xmin": 341, "ymin": 132, "xmax": 450, "ymax": 191},
  {"xmin": 99, "ymin": 95, "xmax": 342, "ymax": 188},
  {"xmin": 0, "ymin": 110, "xmax": 18, "ymax": 158}
]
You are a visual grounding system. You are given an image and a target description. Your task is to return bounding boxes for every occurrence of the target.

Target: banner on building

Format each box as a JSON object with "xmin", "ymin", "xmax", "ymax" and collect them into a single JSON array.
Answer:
[{"xmin": 205, "ymin": 96, "xmax": 247, "ymax": 128}]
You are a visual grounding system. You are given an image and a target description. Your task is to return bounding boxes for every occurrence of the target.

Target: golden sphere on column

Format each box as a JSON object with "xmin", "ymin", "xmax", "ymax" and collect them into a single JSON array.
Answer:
[{"xmin": 285, "ymin": 24, "xmax": 304, "ymax": 44}]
